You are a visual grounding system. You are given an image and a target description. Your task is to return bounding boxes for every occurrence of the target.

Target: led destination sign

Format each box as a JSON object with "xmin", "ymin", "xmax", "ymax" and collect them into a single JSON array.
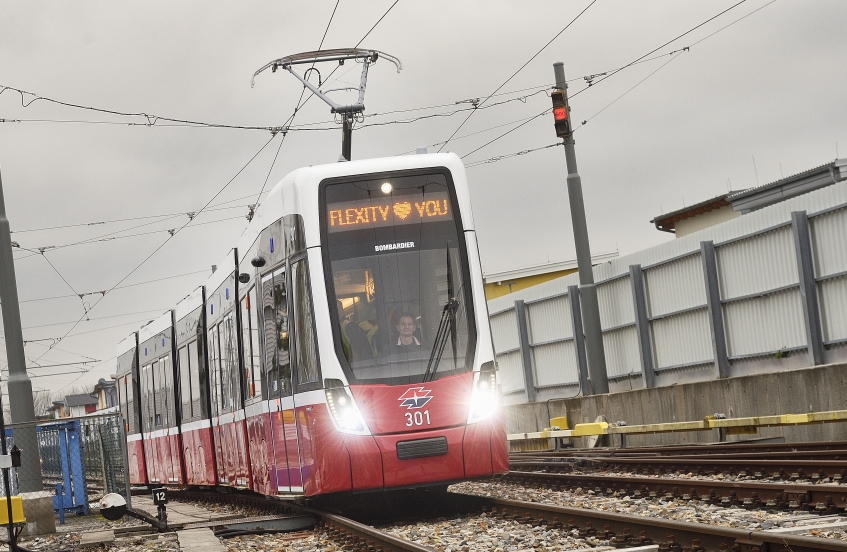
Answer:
[{"xmin": 327, "ymin": 191, "xmax": 452, "ymax": 233}]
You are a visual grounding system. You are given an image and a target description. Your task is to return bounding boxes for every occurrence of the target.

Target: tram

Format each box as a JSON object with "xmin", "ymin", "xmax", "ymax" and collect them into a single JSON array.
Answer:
[{"xmin": 116, "ymin": 152, "xmax": 508, "ymax": 497}]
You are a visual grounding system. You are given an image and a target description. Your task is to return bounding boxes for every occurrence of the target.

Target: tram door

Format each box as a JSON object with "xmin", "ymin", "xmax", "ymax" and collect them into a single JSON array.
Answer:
[
  {"xmin": 290, "ymin": 255, "xmax": 320, "ymax": 491},
  {"xmin": 262, "ymin": 266, "xmax": 304, "ymax": 493}
]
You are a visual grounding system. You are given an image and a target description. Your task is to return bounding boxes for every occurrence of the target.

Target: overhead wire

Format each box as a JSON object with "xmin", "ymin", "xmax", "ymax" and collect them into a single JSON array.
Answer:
[
  {"xmin": 0, "ymin": 85, "xmax": 284, "ymax": 133},
  {"xmin": 436, "ymin": 0, "xmax": 598, "ymax": 153},
  {"xmin": 252, "ymin": 0, "xmax": 340, "ymax": 210},
  {"xmin": 568, "ymin": 0, "xmax": 749, "ymax": 93},
  {"xmin": 462, "ymin": 53, "xmax": 686, "ymax": 168},
  {"xmin": 458, "ymin": 0, "xmax": 755, "ymax": 162},
  {"xmin": 51, "ymin": 1, "xmax": 395, "ymax": 392},
  {"xmin": 10, "ymin": 198, "xmax": 261, "ymax": 234},
  {"xmin": 16, "ymin": 269, "xmax": 208, "ymax": 305},
  {"xmin": 274, "ymin": 0, "xmax": 401, "ymax": 133},
  {"xmin": 20, "ymin": 214, "xmax": 246, "ymax": 254},
  {"xmin": 34, "ymin": 133, "xmax": 278, "ymax": 383}
]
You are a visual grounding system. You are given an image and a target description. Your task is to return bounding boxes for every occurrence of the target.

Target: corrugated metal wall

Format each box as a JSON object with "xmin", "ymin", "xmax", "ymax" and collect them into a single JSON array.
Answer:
[{"xmin": 488, "ymin": 179, "xmax": 847, "ymax": 405}]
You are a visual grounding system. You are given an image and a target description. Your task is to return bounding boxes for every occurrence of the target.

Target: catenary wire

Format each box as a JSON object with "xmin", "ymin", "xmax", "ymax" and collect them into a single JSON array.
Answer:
[
  {"xmin": 462, "ymin": 54, "xmax": 687, "ymax": 168},
  {"xmin": 22, "ymin": 214, "xmax": 245, "ymax": 254},
  {"xmin": 458, "ymin": 0, "xmax": 754, "ymax": 161},
  {"xmin": 10, "ymin": 198, "xmax": 262, "ymax": 234},
  {"xmin": 572, "ymin": 0, "xmax": 748, "ymax": 92},
  {"xmin": 16, "ymin": 269, "xmax": 208, "ymax": 305},
  {"xmin": 50, "ymin": 3, "xmax": 400, "ymax": 392},
  {"xmin": 31, "ymin": 133, "xmax": 278, "ymax": 378},
  {"xmin": 437, "ymin": 0, "xmax": 597, "ymax": 153}
]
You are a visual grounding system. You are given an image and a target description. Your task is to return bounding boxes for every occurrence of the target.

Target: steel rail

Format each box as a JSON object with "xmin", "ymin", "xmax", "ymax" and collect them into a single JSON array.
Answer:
[
  {"xmin": 170, "ymin": 489, "xmax": 436, "ymax": 552},
  {"xmin": 510, "ymin": 440, "xmax": 847, "ymax": 458},
  {"xmin": 511, "ymin": 457, "xmax": 847, "ymax": 479},
  {"xmin": 470, "ymin": 494, "xmax": 847, "ymax": 552},
  {"xmin": 503, "ymin": 470, "xmax": 847, "ymax": 512}
]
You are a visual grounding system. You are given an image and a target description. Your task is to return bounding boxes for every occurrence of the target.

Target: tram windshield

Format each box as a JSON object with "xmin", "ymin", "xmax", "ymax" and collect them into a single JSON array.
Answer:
[{"xmin": 323, "ymin": 171, "xmax": 475, "ymax": 385}]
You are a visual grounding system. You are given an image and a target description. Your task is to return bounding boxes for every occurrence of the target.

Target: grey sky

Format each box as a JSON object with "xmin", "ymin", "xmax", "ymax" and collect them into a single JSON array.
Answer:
[{"xmin": 1, "ymin": 1, "xmax": 845, "ymax": 395}]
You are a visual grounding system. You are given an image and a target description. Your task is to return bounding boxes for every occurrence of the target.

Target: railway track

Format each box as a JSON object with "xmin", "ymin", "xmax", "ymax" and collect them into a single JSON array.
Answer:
[
  {"xmin": 503, "ymin": 470, "xmax": 847, "ymax": 513},
  {"xmin": 169, "ymin": 485, "xmax": 847, "ymax": 552},
  {"xmin": 510, "ymin": 457, "xmax": 847, "ymax": 480},
  {"xmin": 510, "ymin": 440, "xmax": 847, "ymax": 459},
  {"xmin": 511, "ymin": 442, "xmax": 847, "ymax": 482}
]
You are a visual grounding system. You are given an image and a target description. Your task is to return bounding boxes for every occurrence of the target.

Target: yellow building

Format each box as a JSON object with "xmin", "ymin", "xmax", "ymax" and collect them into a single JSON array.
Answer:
[{"xmin": 483, "ymin": 251, "xmax": 619, "ymax": 301}]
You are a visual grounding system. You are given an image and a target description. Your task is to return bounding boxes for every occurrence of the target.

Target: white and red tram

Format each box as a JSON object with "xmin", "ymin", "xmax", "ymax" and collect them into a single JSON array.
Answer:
[{"xmin": 116, "ymin": 153, "xmax": 508, "ymax": 497}]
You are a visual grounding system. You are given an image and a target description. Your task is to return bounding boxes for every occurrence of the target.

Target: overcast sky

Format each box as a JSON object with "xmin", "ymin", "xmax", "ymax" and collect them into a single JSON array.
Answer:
[{"xmin": 1, "ymin": 1, "xmax": 845, "ymax": 398}]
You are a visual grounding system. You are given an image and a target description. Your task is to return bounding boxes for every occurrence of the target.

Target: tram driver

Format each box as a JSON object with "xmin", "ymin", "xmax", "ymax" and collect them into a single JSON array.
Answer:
[{"xmin": 395, "ymin": 313, "xmax": 422, "ymax": 353}]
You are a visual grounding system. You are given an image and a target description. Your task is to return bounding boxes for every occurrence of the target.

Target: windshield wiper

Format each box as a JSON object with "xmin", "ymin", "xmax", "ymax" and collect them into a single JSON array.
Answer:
[
  {"xmin": 423, "ymin": 247, "xmax": 459, "ymax": 383},
  {"xmin": 422, "ymin": 297, "xmax": 458, "ymax": 383}
]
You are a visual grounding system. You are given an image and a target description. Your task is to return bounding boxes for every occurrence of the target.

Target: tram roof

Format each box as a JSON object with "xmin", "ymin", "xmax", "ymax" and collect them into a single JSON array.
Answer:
[{"xmin": 237, "ymin": 153, "xmax": 475, "ymax": 255}]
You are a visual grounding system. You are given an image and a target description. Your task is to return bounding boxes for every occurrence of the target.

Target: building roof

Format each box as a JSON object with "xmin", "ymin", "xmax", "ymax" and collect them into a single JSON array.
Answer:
[
  {"xmin": 64, "ymin": 394, "xmax": 98, "ymax": 407},
  {"xmin": 94, "ymin": 378, "xmax": 116, "ymax": 391},
  {"xmin": 484, "ymin": 250, "xmax": 619, "ymax": 284},
  {"xmin": 651, "ymin": 193, "xmax": 740, "ymax": 234},
  {"xmin": 651, "ymin": 158, "xmax": 847, "ymax": 233},
  {"xmin": 728, "ymin": 158, "xmax": 847, "ymax": 213}
]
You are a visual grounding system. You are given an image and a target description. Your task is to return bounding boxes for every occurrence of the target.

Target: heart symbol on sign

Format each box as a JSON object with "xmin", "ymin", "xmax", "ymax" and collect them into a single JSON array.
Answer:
[{"xmin": 393, "ymin": 202, "xmax": 412, "ymax": 220}]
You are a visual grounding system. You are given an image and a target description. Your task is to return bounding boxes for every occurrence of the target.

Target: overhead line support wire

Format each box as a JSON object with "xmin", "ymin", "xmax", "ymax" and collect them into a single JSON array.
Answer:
[
  {"xmin": 459, "ymin": 0, "xmax": 755, "ymax": 162},
  {"xmin": 32, "ymin": 133, "xmax": 278, "ymax": 375},
  {"xmin": 437, "ymin": 0, "xmax": 597, "ymax": 153},
  {"xmin": 52, "ymin": 2, "xmax": 399, "ymax": 392}
]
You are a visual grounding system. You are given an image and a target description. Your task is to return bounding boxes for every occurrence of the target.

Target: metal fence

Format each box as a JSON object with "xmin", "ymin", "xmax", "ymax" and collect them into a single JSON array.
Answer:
[
  {"xmin": 489, "ymin": 178, "xmax": 847, "ymax": 405},
  {"xmin": 1, "ymin": 413, "xmax": 130, "ymax": 539}
]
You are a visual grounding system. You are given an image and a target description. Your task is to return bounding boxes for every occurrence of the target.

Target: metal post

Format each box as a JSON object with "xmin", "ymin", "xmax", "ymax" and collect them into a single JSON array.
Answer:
[
  {"xmin": 0, "ymin": 418, "xmax": 17, "ymax": 550},
  {"xmin": 567, "ymin": 286, "xmax": 591, "ymax": 394},
  {"xmin": 0, "ymin": 166, "xmax": 41, "ymax": 496},
  {"xmin": 119, "ymin": 418, "xmax": 132, "ymax": 509},
  {"xmin": 629, "ymin": 265, "xmax": 656, "ymax": 388},
  {"xmin": 514, "ymin": 300, "xmax": 536, "ymax": 403},
  {"xmin": 553, "ymin": 62, "xmax": 608, "ymax": 394},
  {"xmin": 701, "ymin": 241, "xmax": 730, "ymax": 378},
  {"xmin": 791, "ymin": 211, "xmax": 825, "ymax": 365},
  {"xmin": 341, "ymin": 114, "xmax": 352, "ymax": 161}
]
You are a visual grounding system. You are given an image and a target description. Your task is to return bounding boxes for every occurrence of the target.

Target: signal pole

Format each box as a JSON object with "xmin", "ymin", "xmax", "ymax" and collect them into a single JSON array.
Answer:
[
  {"xmin": 0, "ymin": 165, "xmax": 42, "ymax": 495},
  {"xmin": 552, "ymin": 62, "xmax": 609, "ymax": 395}
]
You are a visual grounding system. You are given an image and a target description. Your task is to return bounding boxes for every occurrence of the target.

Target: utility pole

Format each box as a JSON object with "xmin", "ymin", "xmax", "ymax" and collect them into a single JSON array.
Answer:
[
  {"xmin": 552, "ymin": 62, "xmax": 609, "ymax": 395},
  {"xmin": 0, "ymin": 165, "xmax": 43, "ymax": 495}
]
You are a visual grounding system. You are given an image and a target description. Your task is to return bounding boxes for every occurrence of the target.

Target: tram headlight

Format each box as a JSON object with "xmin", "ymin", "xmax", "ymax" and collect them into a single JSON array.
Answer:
[
  {"xmin": 467, "ymin": 361, "xmax": 498, "ymax": 424},
  {"xmin": 324, "ymin": 380, "xmax": 370, "ymax": 435}
]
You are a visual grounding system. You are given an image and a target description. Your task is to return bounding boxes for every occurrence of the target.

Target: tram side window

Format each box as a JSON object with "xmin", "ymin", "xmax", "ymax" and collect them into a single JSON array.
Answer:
[
  {"xmin": 292, "ymin": 258, "xmax": 320, "ymax": 388},
  {"xmin": 142, "ymin": 363, "xmax": 156, "ymax": 432},
  {"xmin": 154, "ymin": 359, "xmax": 164, "ymax": 427},
  {"xmin": 218, "ymin": 322, "xmax": 230, "ymax": 412},
  {"xmin": 208, "ymin": 325, "xmax": 222, "ymax": 417},
  {"xmin": 128, "ymin": 374, "xmax": 139, "ymax": 434},
  {"xmin": 241, "ymin": 288, "xmax": 262, "ymax": 399},
  {"xmin": 179, "ymin": 346, "xmax": 192, "ymax": 421},
  {"xmin": 165, "ymin": 357, "xmax": 175, "ymax": 427},
  {"xmin": 262, "ymin": 269, "xmax": 292, "ymax": 399},
  {"xmin": 188, "ymin": 341, "xmax": 202, "ymax": 419},
  {"xmin": 249, "ymin": 286, "xmax": 263, "ymax": 399},
  {"xmin": 222, "ymin": 312, "xmax": 241, "ymax": 410},
  {"xmin": 119, "ymin": 376, "xmax": 129, "ymax": 432}
]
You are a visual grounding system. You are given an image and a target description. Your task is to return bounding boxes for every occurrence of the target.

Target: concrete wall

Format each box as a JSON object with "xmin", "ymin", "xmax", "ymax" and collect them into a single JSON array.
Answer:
[{"xmin": 504, "ymin": 361, "xmax": 847, "ymax": 447}]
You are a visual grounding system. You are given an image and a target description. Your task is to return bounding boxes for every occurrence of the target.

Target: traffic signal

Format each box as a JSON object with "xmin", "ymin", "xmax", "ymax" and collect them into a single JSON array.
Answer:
[{"xmin": 551, "ymin": 89, "xmax": 570, "ymax": 138}]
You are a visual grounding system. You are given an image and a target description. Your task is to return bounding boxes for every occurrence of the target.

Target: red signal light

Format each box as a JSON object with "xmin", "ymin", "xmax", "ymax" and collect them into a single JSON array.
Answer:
[{"xmin": 551, "ymin": 88, "xmax": 571, "ymax": 138}]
